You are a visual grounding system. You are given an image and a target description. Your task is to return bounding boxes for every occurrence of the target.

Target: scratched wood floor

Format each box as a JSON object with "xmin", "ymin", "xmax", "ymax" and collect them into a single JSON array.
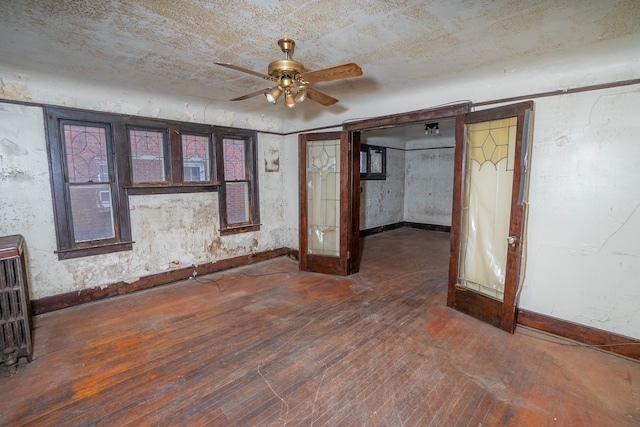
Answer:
[{"xmin": 1, "ymin": 228, "xmax": 639, "ymax": 426}]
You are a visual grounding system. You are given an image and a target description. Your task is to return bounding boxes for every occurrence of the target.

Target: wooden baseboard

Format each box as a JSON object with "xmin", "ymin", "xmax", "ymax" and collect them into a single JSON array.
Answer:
[
  {"xmin": 359, "ymin": 222, "xmax": 405, "ymax": 237},
  {"xmin": 32, "ymin": 247, "xmax": 292, "ymax": 315},
  {"xmin": 403, "ymin": 222, "xmax": 451, "ymax": 233},
  {"xmin": 360, "ymin": 222, "xmax": 451, "ymax": 237},
  {"xmin": 517, "ymin": 309, "xmax": 640, "ymax": 361}
]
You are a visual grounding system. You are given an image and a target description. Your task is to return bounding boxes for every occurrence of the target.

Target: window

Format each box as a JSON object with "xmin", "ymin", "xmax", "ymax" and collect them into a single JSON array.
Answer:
[
  {"xmin": 360, "ymin": 144, "xmax": 387, "ymax": 180},
  {"xmin": 181, "ymin": 134, "xmax": 211, "ymax": 182},
  {"xmin": 98, "ymin": 190, "xmax": 111, "ymax": 208},
  {"xmin": 45, "ymin": 107, "xmax": 259, "ymax": 259},
  {"xmin": 45, "ymin": 110, "xmax": 133, "ymax": 259},
  {"xmin": 216, "ymin": 129, "xmax": 260, "ymax": 234},
  {"xmin": 129, "ymin": 129, "xmax": 167, "ymax": 183}
]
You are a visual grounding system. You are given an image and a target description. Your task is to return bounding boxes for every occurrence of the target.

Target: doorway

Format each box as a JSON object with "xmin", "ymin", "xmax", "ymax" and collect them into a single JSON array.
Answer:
[
  {"xmin": 359, "ymin": 118, "xmax": 457, "ymax": 234},
  {"xmin": 340, "ymin": 101, "xmax": 534, "ymax": 333}
]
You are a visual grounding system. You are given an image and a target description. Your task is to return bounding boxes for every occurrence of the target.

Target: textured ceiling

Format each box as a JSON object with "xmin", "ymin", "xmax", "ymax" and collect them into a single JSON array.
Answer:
[{"xmin": 1, "ymin": 0, "xmax": 638, "ymax": 122}]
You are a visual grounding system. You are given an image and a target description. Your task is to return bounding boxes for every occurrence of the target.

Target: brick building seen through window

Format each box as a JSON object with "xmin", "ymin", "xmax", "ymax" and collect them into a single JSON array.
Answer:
[
  {"xmin": 223, "ymin": 139, "xmax": 250, "ymax": 225},
  {"xmin": 63, "ymin": 124, "xmax": 115, "ymax": 243}
]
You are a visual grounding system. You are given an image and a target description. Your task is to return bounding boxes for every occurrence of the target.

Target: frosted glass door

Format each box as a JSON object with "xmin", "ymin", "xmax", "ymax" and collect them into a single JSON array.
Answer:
[
  {"xmin": 299, "ymin": 131, "xmax": 358, "ymax": 276},
  {"xmin": 448, "ymin": 102, "xmax": 533, "ymax": 333}
]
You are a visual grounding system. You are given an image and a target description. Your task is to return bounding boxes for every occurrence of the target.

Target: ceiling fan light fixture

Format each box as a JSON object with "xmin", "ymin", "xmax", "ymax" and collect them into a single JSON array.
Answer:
[
  {"xmin": 280, "ymin": 76, "xmax": 293, "ymax": 88},
  {"xmin": 425, "ymin": 123, "xmax": 440, "ymax": 136},
  {"xmin": 265, "ymin": 86, "xmax": 283, "ymax": 104},
  {"xmin": 293, "ymin": 86, "xmax": 307, "ymax": 104},
  {"xmin": 285, "ymin": 90, "xmax": 296, "ymax": 108}
]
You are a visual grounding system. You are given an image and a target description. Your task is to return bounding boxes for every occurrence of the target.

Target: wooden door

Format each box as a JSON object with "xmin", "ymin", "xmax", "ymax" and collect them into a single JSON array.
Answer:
[
  {"xmin": 299, "ymin": 131, "xmax": 360, "ymax": 275},
  {"xmin": 448, "ymin": 101, "xmax": 534, "ymax": 332}
]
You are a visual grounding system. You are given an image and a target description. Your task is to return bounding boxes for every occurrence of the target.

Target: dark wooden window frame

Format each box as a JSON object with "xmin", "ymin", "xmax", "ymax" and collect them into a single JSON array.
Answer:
[
  {"xmin": 215, "ymin": 127, "xmax": 260, "ymax": 235},
  {"xmin": 123, "ymin": 118, "xmax": 219, "ymax": 193},
  {"xmin": 45, "ymin": 106, "xmax": 259, "ymax": 259},
  {"xmin": 360, "ymin": 143, "xmax": 387, "ymax": 180},
  {"xmin": 45, "ymin": 108, "xmax": 134, "ymax": 260}
]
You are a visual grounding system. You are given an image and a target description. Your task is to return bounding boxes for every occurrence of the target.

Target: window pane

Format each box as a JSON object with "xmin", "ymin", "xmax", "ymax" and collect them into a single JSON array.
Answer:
[
  {"xmin": 225, "ymin": 182, "xmax": 249, "ymax": 224},
  {"xmin": 223, "ymin": 139, "xmax": 246, "ymax": 180},
  {"xmin": 370, "ymin": 149, "xmax": 383, "ymax": 174},
  {"xmin": 63, "ymin": 124, "xmax": 108, "ymax": 183},
  {"xmin": 130, "ymin": 129, "xmax": 165, "ymax": 183},
  {"xmin": 69, "ymin": 184, "xmax": 115, "ymax": 242},
  {"xmin": 359, "ymin": 150, "xmax": 368, "ymax": 174},
  {"xmin": 182, "ymin": 134, "xmax": 210, "ymax": 182}
]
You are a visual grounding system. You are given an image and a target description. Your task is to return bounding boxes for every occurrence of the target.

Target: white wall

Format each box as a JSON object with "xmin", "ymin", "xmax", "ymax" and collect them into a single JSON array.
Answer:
[
  {"xmin": 519, "ymin": 88, "xmax": 640, "ymax": 338},
  {"xmin": 404, "ymin": 140, "xmax": 455, "ymax": 226},
  {"xmin": 0, "ymin": 99, "xmax": 286, "ymax": 300}
]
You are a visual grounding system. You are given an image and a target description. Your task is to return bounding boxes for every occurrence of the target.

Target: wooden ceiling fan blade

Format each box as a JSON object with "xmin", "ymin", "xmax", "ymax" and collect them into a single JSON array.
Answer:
[
  {"xmin": 299, "ymin": 63, "xmax": 362, "ymax": 83},
  {"xmin": 305, "ymin": 86, "xmax": 339, "ymax": 106},
  {"xmin": 229, "ymin": 88, "xmax": 271, "ymax": 101},
  {"xmin": 214, "ymin": 62, "xmax": 276, "ymax": 81}
]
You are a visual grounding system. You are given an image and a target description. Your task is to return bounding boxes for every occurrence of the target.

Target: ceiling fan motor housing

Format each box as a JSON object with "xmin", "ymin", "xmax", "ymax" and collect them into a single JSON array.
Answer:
[{"xmin": 268, "ymin": 60, "xmax": 305, "ymax": 81}]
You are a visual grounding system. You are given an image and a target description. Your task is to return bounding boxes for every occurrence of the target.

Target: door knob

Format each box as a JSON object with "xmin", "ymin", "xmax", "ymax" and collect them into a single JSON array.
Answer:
[{"xmin": 507, "ymin": 236, "xmax": 517, "ymax": 247}]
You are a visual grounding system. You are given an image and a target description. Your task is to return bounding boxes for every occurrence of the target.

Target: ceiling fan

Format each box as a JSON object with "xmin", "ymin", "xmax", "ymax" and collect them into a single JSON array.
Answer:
[{"xmin": 215, "ymin": 38, "xmax": 363, "ymax": 108}]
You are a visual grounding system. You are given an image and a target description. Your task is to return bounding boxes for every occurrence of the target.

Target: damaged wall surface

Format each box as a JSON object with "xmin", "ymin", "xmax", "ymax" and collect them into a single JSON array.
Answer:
[
  {"xmin": 1, "ymin": 31, "xmax": 639, "ymax": 341},
  {"xmin": 404, "ymin": 145, "xmax": 454, "ymax": 227},
  {"xmin": 0, "ymin": 101, "xmax": 286, "ymax": 300},
  {"xmin": 359, "ymin": 128, "xmax": 455, "ymax": 230},
  {"xmin": 359, "ymin": 142, "xmax": 405, "ymax": 231}
]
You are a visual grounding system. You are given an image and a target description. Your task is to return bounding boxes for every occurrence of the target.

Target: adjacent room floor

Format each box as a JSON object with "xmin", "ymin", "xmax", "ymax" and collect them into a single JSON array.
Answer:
[{"xmin": 1, "ymin": 228, "xmax": 638, "ymax": 426}]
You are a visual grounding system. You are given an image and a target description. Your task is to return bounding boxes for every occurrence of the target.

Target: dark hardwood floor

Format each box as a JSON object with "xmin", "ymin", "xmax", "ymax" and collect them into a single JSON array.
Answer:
[{"xmin": 1, "ymin": 228, "xmax": 639, "ymax": 426}]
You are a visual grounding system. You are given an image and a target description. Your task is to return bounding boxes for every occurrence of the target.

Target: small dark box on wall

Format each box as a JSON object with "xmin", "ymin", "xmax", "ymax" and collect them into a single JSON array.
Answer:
[{"xmin": 0, "ymin": 235, "xmax": 33, "ymax": 369}]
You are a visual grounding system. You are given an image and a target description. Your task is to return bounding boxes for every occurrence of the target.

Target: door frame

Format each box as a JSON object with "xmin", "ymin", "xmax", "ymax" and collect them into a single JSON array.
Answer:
[
  {"xmin": 298, "ymin": 103, "xmax": 472, "ymax": 276},
  {"xmin": 342, "ymin": 103, "xmax": 472, "ymax": 133}
]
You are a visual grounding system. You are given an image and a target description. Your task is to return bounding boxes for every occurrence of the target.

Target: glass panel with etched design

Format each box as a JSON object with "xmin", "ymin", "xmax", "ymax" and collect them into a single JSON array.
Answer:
[
  {"xmin": 306, "ymin": 139, "xmax": 341, "ymax": 257},
  {"xmin": 130, "ymin": 129, "xmax": 166, "ymax": 183},
  {"xmin": 458, "ymin": 117, "xmax": 517, "ymax": 300},
  {"xmin": 182, "ymin": 134, "xmax": 210, "ymax": 182},
  {"xmin": 63, "ymin": 124, "xmax": 115, "ymax": 242}
]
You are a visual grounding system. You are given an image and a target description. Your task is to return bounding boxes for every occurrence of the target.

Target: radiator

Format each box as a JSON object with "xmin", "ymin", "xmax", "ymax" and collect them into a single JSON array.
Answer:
[{"xmin": 0, "ymin": 235, "xmax": 33, "ymax": 369}]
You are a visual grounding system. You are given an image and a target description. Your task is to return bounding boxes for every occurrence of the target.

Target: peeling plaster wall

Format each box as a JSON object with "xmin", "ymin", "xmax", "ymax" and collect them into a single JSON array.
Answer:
[
  {"xmin": 0, "ymin": 67, "xmax": 285, "ymax": 134},
  {"xmin": 404, "ymin": 142, "xmax": 455, "ymax": 226},
  {"xmin": 1, "ymin": 33, "xmax": 640, "ymax": 341},
  {"xmin": 0, "ymin": 99, "xmax": 286, "ymax": 300},
  {"xmin": 282, "ymin": 134, "xmax": 300, "ymax": 250},
  {"xmin": 359, "ymin": 145, "xmax": 405, "ymax": 230},
  {"xmin": 358, "ymin": 134, "xmax": 454, "ymax": 230}
]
